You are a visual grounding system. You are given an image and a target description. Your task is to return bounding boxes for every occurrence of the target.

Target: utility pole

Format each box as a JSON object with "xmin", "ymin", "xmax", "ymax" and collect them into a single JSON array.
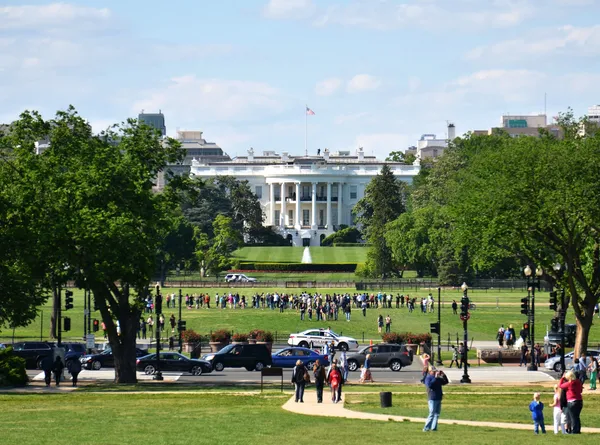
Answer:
[{"xmin": 178, "ymin": 289, "xmax": 183, "ymax": 353}]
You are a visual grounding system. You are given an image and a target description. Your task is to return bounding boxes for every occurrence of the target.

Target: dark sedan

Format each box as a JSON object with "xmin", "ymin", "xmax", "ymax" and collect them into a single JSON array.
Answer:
[
  {"xmin": 80, "ymin": 347, "xmax": 148, "ymax": 370},
  {"xmin": 136, "ymin": 352, "xmax": 212, "ymax": 376},
  {"xmin": 346, "ymin": 343, "xmax": 413, "ymax": 372},
  {"xmin": 271, "ymin": 347, "xmax": 330, "ymax": 368}
]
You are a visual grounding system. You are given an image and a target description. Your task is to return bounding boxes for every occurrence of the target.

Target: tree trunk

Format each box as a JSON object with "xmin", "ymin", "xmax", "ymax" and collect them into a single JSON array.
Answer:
[
  {"xmin": 111, "ymin": 327, "xmax": 139, "ymax": 384},
  {"xmin": 574, "ymin": 309, "xmax": 594, "ymax": 359},
  {"xmin": 49, "ymin": 285, "xmax": 58, "ymax": 339}
]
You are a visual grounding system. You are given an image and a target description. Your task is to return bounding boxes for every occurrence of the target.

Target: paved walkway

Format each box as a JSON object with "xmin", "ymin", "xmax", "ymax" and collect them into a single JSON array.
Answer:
[{"xmin": 282, "ymin": 390, "xmax": 600, "ymax": 434}]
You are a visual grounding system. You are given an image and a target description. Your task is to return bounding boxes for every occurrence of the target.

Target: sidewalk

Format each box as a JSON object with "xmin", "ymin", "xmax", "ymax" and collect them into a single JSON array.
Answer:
[{"xmin": 282, "ymin": 391, "xmax": 600, "ymax": 434}]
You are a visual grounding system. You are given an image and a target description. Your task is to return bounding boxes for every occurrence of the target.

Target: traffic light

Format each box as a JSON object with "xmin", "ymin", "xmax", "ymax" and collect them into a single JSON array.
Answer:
[
  {"xmin": 551, "ymin": 317, "xmax": 559, "ymax": 332},
  {"xmin": 549, "ymin": 291, "xmax": 558, "ymax": 311},
  {"xmin": 93, "ymin": 319, "xmax": 99, "ymax": 332},
  {"xmin": 520, "ymin": 297, "xmax": 529, "ymax": 315},
  {"xmin": 460, "ymin": 296, "xmax": 469, "ymax": 316},
  {"xmin": 155, "ymin": 294, "xmax": 163, "ymax": 314},
  {"xmin": 430, "ymin": 322, "xmax": 440, "ymax": 335},
  {"xmin": 63, "ymin": 317, "xmax": 71, "ymax": 332},
  {"xmin": 178, "ymin": 320, "xmax": 187, "ymax": 332},
  {"xmin": 65, "ymin": 290, "xmax": 74, "ymax": 310}
]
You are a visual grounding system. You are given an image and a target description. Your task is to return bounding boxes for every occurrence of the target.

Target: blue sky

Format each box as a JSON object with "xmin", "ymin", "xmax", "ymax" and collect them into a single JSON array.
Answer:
[{"xmin": 2, "ymin": 0, "xmax": 600, "ymax": 159}]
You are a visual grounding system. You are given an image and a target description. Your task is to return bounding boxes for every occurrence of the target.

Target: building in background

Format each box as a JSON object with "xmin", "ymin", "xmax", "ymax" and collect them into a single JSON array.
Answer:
[
  {"xmin": 190, "ymin": 147, "xmax": 419, "ymax": 246},
  {"xmin": 410, "ymin": 122, "xmax": 456, "ymax": 161},
  {"xmin": 138, "ymin": 111, "xmax": 166, "ymax": 137},
  {"xmin": 474, "ymin": 113, "xmax": 563, "ymax": 139}
]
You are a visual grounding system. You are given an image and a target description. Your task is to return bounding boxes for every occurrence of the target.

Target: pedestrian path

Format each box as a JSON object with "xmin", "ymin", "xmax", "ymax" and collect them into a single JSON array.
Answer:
[
  {"xmin": 29, "ymin": 369, "xmax": 182, "ymax": 382},
  {"xmin": 282, "ymin": 391, "xmax": 600, "ymax": 434}
]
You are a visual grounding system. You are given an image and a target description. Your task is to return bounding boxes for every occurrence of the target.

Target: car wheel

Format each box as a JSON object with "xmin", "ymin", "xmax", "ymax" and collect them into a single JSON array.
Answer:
[
  {"xmin": 245, "ymin": 366, "xmax": 254, "ymax": 371},
  {"xmin": 338, "ymin": 342, "xmax": 348, "ymax": 351},
  {"xmin": 191, "ymin": 366, "xmax": 203, "ymax": 376},
  {"xmin": 92, "ymin": 360, "xmax": 102, "ymax": 370},
  {"xmin": 36, "ymin": 358, "xmax": 44, "ymax": 370},
  {"xmin": 553, "ymin": 362, "xmax": 563, "ymax": 373},
  {"xmin": 255, "ymin": 361, "xmax": 265, "ymax": 371},
  {"xmin": 299, "ymin": 341, "xmax": 309, "ymax": 348},
  {"xmin": 214, "ymin": 362, "xmax": 224, "ymax": 372},
  {"xmin": 144, "ymin": 364, "xmax": 156, "ymax": 375},
  {"xmin": 348, "ymin": 360, "xmax": 359, "ymax": 372},
  {"xmin": 390, "ymin": 360, "xmax": 402, "ymax": 372}
]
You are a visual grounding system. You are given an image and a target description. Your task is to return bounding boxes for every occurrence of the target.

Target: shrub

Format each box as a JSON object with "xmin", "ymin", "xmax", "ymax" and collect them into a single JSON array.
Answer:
[
  {"xmin": 210, "ymin": 329, "xmax": 231, "ymax": 343},
  {"xmin": 382, "ymin": 332, "xmax": 432, "ymax": 345},
  {"xmin": 181, "ymin": 330, "xmax": 203, "ymax": 343},
  {"xmin": 333, "ymin": 243, "xmax": 370, "ymax": 247},
  {"xmin": 256, "ymin": 330, "xmax": 274, "ymax": 342},
  {"xmin": 0, "ymin": 347, "xmax": 28, "ymax": 387},
  {"xmin": 248, "ymin": 329, "xmax": 264, "ymax": 340},
  {"xmin": 321, "ymin": 227, "xmax": 362, "ymax": 246},
  {"xmin": 354, "ymin": 262, "xmax": 371, "ymax": 277},
  {"xmin": 232, "ymin": 332, "xmax": 248, "ymax": 342}
]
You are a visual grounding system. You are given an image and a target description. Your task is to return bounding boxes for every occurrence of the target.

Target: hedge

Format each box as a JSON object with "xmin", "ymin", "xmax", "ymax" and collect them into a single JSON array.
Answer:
[
  {"xmin": 382, "ymin": 332, "xmax": 432, "ymax": 345},
  {"xmin": 237, "ymin": 262, "xmax": 357, "ymax": 272},
  {"xmin": 332, "ymin": 243, "xmax": 371, "ymax": 247}
]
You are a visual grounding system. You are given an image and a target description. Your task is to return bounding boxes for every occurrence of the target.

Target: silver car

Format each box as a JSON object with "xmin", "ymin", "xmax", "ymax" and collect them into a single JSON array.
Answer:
[{"xmin": 544, "ymin": 349, "xmax": 599, "ymax": 373}]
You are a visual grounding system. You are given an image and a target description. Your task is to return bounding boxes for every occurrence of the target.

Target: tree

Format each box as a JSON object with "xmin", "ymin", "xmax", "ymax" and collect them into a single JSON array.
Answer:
[
  {"xmin": 1, "ymin": 107, "xmax": 184, "ymax": 382},
  {"xmin": 352, "ymin": 164, "xmax": 407, "ymax": 277},
  {"xmin": 448, "ymin": 113, "xmax": 600, "ymax": 356},
  {"xmin": 385, "ymin": 151, "xmax": 405, "ymax": 162},
  {"xmin": 321, "ymin": 227, "xmax": 362, "ymax": 246},
  {"xmin": 194, "ymin": 215, "xmax": 242, "ymax": 278}
]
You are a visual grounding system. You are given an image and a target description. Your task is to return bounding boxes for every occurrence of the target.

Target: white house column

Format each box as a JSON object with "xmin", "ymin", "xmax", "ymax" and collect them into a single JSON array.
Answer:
[
  {"xmin": 337, "ymin": 182, "xmax": 343, "ymax": 227},
  {"xmin": 295, "ymin": 182, "xmax": 301, "ymax": 228},
  {"xmin": 270, "ymin": 183, "xmax": 276, "ymax": 226},
  {"xmin": 326, "ymin": 182, "xmax": 332, "ymax": 229},
  {"xmin": 280, "ymin": 182, "xmax": 286, "ymax": 227},
  {"xmin": 311, "ymin": 182, "xmax": 317, "ymax": 229}
]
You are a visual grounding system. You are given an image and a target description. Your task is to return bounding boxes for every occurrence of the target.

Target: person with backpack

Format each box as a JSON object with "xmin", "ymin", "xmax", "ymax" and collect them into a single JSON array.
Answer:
[
  {"xmin": 52, "ymin": 356, "xmax": 64, "ymax": 386},
  {"xmin": 313, "ymin": 359, "xmax": 326, "ymax": 403},
  {"xmin": 326, "ymin": 360, "xmax": 344, "ymax": 403},
  {"xmin": 67, "ymin": 356, "xmax": 82, "ymax": 387},
  {"xmin": 291, "ymin": 360, "xmax": 308, "ymax": 403}
]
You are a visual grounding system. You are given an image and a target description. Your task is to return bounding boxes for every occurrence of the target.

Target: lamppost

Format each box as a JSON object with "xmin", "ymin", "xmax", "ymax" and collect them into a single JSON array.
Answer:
[
  {"xmin": 435, "ymin": 287, "xmax": 442, "ymax": 367},
  {"xmin": 524, "ymin": 265, "xmax": 543, "ymax": 372},
  {"xmin": 552, "ymin": 262, "xmax": 567, "ymax": 375},
  {"xmin": 154, "ymin": 285, "xmax": 163, "ymax": 381},
  {"xmin": 460, "ymin": 282, "xmax": 471, "ymax": 384}
]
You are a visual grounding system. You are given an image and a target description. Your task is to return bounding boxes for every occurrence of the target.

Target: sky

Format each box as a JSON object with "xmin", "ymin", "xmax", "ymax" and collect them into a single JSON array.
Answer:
[{"xmin": 2, "ymin": 0, "xmax": 600, "ymax": 159}]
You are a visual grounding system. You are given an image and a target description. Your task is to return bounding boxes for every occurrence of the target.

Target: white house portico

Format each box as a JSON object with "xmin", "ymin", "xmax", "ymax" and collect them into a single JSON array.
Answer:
[{"xmin": 190, "ymin": 148, "xmax": 420, "ymax": 246}]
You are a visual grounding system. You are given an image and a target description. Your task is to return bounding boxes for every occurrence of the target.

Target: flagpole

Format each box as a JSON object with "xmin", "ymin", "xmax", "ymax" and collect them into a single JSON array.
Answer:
[{"xmin": 305, "ymin": 104, "xmax": 308, "ymax": 156}]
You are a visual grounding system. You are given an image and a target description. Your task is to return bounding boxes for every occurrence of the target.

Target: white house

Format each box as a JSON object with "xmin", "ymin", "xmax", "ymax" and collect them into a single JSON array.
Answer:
[{"xmin": 190, "ymin": 147, "xmax": 420, "ymax": 246}]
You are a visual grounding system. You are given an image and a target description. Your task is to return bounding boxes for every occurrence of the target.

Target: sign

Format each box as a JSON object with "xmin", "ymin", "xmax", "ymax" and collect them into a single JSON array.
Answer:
[{"xmin": 86, "ymin": 334, "xmax": 95, "ymax": 349}]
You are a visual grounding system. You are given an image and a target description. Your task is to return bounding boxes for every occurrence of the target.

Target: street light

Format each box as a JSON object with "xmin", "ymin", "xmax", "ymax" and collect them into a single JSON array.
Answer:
[
  {"xmin": 552, "ymin": 263, "xmax": 566, "ymax": 375},
  {"xmin": 524, "ymin": 265, "xmax": 543, "ymax": 371},
  {"xmin": 460, "ymin": 282, "xmax": 471, "ymax": 384}
]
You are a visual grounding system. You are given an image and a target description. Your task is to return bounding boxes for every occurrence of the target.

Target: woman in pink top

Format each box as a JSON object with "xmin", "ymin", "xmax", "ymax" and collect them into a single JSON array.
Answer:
[
  {"xmin": 559, "ymin": 370, "xmax": 583, "ymax": 434},
  {"xmin": 552, "ymin": 385, "xmax": 565, "ymax": 434}
]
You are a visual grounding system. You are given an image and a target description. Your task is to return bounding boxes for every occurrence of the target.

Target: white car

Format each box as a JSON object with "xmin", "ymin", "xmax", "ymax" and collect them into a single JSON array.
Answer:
[
  {"xmin": 544, "ymin": 349, "xmax": 599, "ymax": 373},
  {"xmin": 224, "ymin": 273, "xmax": 257, "ymax": 283},
  {"xmin": 288, "ymin": 329, "xmax": 359, "ymax": 351}
]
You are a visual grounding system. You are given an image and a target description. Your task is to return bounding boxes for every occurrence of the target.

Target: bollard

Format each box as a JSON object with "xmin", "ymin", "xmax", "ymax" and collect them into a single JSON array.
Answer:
[{"xmin": 380, "ymin": 392, "xmax": 392, "ymax": 408}]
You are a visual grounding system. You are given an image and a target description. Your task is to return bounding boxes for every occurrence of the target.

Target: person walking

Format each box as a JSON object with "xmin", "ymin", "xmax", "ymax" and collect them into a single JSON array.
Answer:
[
  {"xmin": 552, "ymin": 385, "xmax": 565, "ymax": 434},
  {"xmin": 559, "ymin": 370, "xmax": 583, "ymax": 434},
  {"xmin": 520, "ymin": 343, "xmax": 529, "ymax": 367},
  {"xmin": 377, "ymin": 315, "xmax": 383, "ymax": 334},
  {"xmin": 326, "ymin": 360, "xmax": 343, "ymax": 403},
  {"xmin": 53, "ymin": 356, "xmax": 64, "ymax": 387},
  {"xmin": 291, "ymin": 360, "xmax": 308, "ymax": 403},
  {"xmin": 423, "ymin": 368, "xmax": 449, "ymax": 432},
  {"xmin": 67, "ymin": 356, "xmax": 82, "ymax": 387},
  {"xmin": 448, "ymin": 346, "xmax": 459, "ymax": 368},
  {"xmin": 338, "ymin": 350, "xmax": 349, "ymax": 382},
  {"xmin": 385, "ymin": 315, "xmax": 391, "ymax": 333},
  {"xmin": 589, "ymin": 356, "xmax": 598, "ymax": 390},
  {"xmin": 529, "ymin": 392, "xmax": 546, "ymax": 434},
  {"xmin": 41, "ymin": 355, "xmax": 53, "ymax": 387},
  {"xmin": 313, "ymin": 360, "xmax": 326, "ymax": 403}
]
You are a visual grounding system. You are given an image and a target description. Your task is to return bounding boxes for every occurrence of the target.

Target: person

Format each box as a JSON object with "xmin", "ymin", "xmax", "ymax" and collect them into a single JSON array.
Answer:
[
  {"xmin": 529, "ymin": 392, "xmax": 546, "ymax": 434},
  {"xmin": 420, "ymin": 353, "xmax": 430, "ymax": 383},
  {"xmin": 588, "ymin": 356, "xmax": 598, "ymax": 390},
  {"xmin": 385, "ymin": 315, "xmax": 391, "ymax": 333},
  {"xmin": 67, "ymin": 356, "xmax": 82, "ymax": 387},
  {"xmin": 313, "ymin": 359, "xmax": 326, "ymax": 403},
  {"xmin": 497, "ymin": 326, "xmax": 504, "ymax": 348},
  {"xmin": 520, "ymin": 343, "xmax": 529, "ymax": 367},
  {"xmin": 41, "ymin": 355, "xmax": 53, "ymax": 387},
  {"xmin": 559, "ymin": 370, "xmax": 583, "ymax": 434},
  {"xmin": 338, "ymin": 350, "xmax": 349, "ymax": 382},
  {"xmin": 423, "ymin": 368, "xmax": 449, "ymax": 432},
  {"xmin": 552, "ymin": 385, "xmax": 565, "ymax": 434},
  {"xmin": 53, "ymin": 356, "xmax": 64, "ymax": 386},
  {"xmin": 377, "ymin": 315, "xmax": 383, "ymax": 333},
  {"xmin": 449, "ymin": 346, "xmax": 459, "ymax": 368},
  {"xmin": 451, "ymin": 299, "xmax": 457, "ymax": 315},
  {"xmin": 326, "ymin": 360, "xmax": 343, "ymax": 403},
  {"xmin": 364, "ymin": 353, "xmax": 371, "ymax": 371},
  {"xmin": 291, "ymin": 359, "xmax": 308, "ymax": 403}
]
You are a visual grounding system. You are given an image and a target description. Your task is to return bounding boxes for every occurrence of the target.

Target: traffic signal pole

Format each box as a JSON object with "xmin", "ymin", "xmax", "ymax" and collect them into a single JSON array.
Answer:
[
  {"xmin": 178, "ymin": 289, "xmax": 183, "ymax": 353},
  {"xmin": 435, "ymin": 287, "xmax": 442, "ymax": 366}
]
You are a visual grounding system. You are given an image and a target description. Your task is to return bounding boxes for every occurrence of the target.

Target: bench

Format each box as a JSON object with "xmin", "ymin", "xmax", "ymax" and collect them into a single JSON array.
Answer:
[{"xmin": 261, "ymin": 367, "xmax": 284, "ymax": 392}]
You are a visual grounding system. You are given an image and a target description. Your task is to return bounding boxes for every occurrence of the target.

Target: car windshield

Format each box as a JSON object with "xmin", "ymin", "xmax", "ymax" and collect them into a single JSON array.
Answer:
[
  {"xmin": 326, "ymin": 330, "xmax": 340, "ymax": 338},
  {"xmin": 217, "ymin": 344, "xmax": 235, "ymax": 354},
  {"xmin": 101, "ymin": 349, "xmax": 113, "ymax": 355}
]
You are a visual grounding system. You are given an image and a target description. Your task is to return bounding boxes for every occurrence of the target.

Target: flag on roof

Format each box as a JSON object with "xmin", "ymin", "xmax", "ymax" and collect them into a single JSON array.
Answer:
[{"xmin": 306, "ymin": 107, "xmax": 315, "ymax": 115}]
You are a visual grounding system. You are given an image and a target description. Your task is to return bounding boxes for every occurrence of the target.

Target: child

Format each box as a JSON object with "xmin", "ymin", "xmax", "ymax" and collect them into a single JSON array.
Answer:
[
  {"xmin": 552, "ymin": 385, "xmax": 565, "ymax": 434},
  {"xmin": 529, "ymin": 392, "xmax": 546, "ymax": 434},
  {"xmin": 358, "ymin": 365, "xmax": 374, "ymax": 384}
]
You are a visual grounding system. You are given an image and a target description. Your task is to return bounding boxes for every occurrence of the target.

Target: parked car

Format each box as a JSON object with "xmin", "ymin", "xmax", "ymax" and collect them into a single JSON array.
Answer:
[
  {"xmin": 271, "ymin": 347, "xmax": 330, "ymax": 368},
  {"xmin": 202, "ymin": 344, "xmax": 272, "ymax": 371},
  {"xmin": 11, "ymin": 342, "xmax": 54, "ymax": 369},
  {"xmin": 546, "ymin": 324, "xmax": 577, "ymax": 348},
  {"xmin": 136, "ymin": 352, "xmax": 212, "ymax": 376},
  {"xmin": 62, "ymin": 342, "xmax": 87, "ymax": 369},
  {"xmin": 288, "ymin": 328, "xmax": 359, "ymax": 351},
  {"xmin": 224, "ymin": 273, "xmax": 257, "ymax": 283},
  {"xmin": 80, "ymin": 347, "xmax": 148, "ymax": 370},
  {"xmin": 544, "ymin": 349, "xmax": 599, "ymax": 373},
  {"xmin": 346, "ymin": 343, "xmax": 413, "ymax": 372}
]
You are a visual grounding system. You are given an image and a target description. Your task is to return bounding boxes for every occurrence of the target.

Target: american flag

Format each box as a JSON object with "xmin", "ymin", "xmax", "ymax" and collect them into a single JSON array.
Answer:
[{"xmin": 306, "ymin": 107, "xmax": 315, "ymax": 115}]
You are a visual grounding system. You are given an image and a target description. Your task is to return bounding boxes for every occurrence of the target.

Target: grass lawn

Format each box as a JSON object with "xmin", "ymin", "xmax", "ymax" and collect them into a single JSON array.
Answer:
[
  {"xmin": 0, "ymin": 390, "xmax": 594, "ymax": 444},
  {"xmin": 232, "ymin": 246, "xmax": 368, "ymax": 264},
  {"xmin": 345, "ymin": 390, "xmax": 600, "ymax": 427},
  {"xmin": 4, "ymin": 288, "xmax": 600, "ymax": 347}
]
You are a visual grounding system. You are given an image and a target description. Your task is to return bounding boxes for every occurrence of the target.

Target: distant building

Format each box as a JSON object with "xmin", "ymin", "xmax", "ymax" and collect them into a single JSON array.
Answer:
[
  {"xmin": 501, "ymin": 114, "xmax": 547, "ymax": 129},
  {"xmin": 139, "ymin": 111, "xmax": 166, "ymax": 137},
  {"xmin": 474, "ymin": 113, "xmax": 563, "ymax": 139},
  {"xmin": 411, "ymin": 122, "xmax": 456, "ymax": 160}
]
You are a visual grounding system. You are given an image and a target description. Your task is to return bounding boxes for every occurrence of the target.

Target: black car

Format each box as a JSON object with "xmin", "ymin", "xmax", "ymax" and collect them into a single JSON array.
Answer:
[
  {"xmin": 547, "ymin": 324, "xmax": 577, "ymax": 348},
  {"xmin": 80, "ymin": 347, "xmax": 148, "ymax": 370},
  {"xmin": 62, "ymin": 342, "xmax": 87, "ymax": 368},
  {"xmin": 202, "ymin": 344, "xmax": 272, "ymax": 371},
  {"xmin": 11, "ymin": 342, "xmax": 54, "ymax": 369},
  {"xmin": 136, "ymin": 352, "xmax": 212, "ymax": 376},
  {"xmin": 346, "ymin": 343, "xmax": 413, "ymax": 372}
]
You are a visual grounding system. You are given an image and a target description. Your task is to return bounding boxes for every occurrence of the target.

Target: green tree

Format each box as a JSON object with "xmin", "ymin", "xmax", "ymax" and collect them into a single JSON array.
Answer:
[
  {"xmin": 353, "ymin": 164, "xmax": 407, "ymax": 277},
  {"xmin": 194, "ymin": 215, "xmax": 241, "ymax": 278},
  {"xmin": 321, "ymin": 227, "xmax": 362, "ymax": 246}
]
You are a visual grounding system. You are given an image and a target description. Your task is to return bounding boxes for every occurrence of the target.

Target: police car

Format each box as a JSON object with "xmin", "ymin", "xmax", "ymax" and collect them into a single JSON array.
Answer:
[{"xmin": 287, "ymin": 329, "xmax": 359, "ymax": 351}]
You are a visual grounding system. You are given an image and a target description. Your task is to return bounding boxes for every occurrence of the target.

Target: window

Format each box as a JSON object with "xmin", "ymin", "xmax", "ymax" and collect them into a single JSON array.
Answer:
[
  {"xmin": 319, "ymin": 209, "xmax": 324, "ymax": 226},
  {"xmin": 288, "ymin": 210, "xmax": 293, "ymax": 224},
  {"xmin": 275, "ymin": 210, "xmax": 281, "ymax": 225},
  {"xmin": 255, "ymin": 186, "xmax": 262, "ymax": 199},
  {"xmin": 288, "ymin": 185, "xmax": 294, "ymax": 197},
  {"xmin": 377, "ymin": 345, "xmax": 391, "ymax": 353},
  {"xmin": 302, "ymin": 185, "xmax": 310, "ymax": 199},
  {"xmin": 303, "ymin": 210, "xmax": 310, "ymax": 225},
  {"xmin": 274, "ymin": 188, "xmax": 281, "ymax": 200},
  {"xmin": 333, "ymin": 212, "xmax": 338, "ymax": 226},
  {"xmin": 350, "ymin": 185, "xmax": 357, "ymax": 200}
]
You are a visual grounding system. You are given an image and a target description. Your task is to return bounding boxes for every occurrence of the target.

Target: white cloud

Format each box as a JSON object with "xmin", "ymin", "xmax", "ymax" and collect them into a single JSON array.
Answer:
[
  {"xmin": 334, "ymin": 112, "xmax": 371, "ymax": 125},
  {"xmin": 315, "ymin": 78, "xmax": 342, "ymax": 96},
  {"xmin": 132, "ymin": 76, "xmax": 285, "ymax": 124},
  {"xmin": 0, "ymin": 3, "xmax": 111, "ymax": 31},
  {"xmin": 263, "ymin": 0, "xmax": 316, "ymax": 19},
  {"xmin": 347, "ymin": 74, "xmax": 381, "ymax": 93}
]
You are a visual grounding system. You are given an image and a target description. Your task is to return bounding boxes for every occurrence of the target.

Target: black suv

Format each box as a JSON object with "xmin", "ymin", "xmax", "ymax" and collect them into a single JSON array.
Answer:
[
  {"xmin": 11, "ymin": 342, "xmax": 54, "ymax": 369},
  {"xmin": 203, "ymin": 344, "xmax": 272, "ymax": 371},
  {"xmin": 547, "ymin": 324, "xmax": 577, "ymax": 348},
  {"xmin": 346, "ymin": 343, "xmax": 413, "ymax": 372}
]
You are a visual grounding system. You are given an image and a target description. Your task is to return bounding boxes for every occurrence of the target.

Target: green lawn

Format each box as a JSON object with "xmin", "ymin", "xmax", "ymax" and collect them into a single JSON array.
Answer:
[
  {"xmin": 0, "ymin": 390, "xmax": 594, "ymax": 444},
  {"xmin": 4, "ymin": 288, "xmax": 599, "ymax": 347},
  {"xmin": 232, "ymin": 246, "xmax": 368, "ymax": 264}
]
